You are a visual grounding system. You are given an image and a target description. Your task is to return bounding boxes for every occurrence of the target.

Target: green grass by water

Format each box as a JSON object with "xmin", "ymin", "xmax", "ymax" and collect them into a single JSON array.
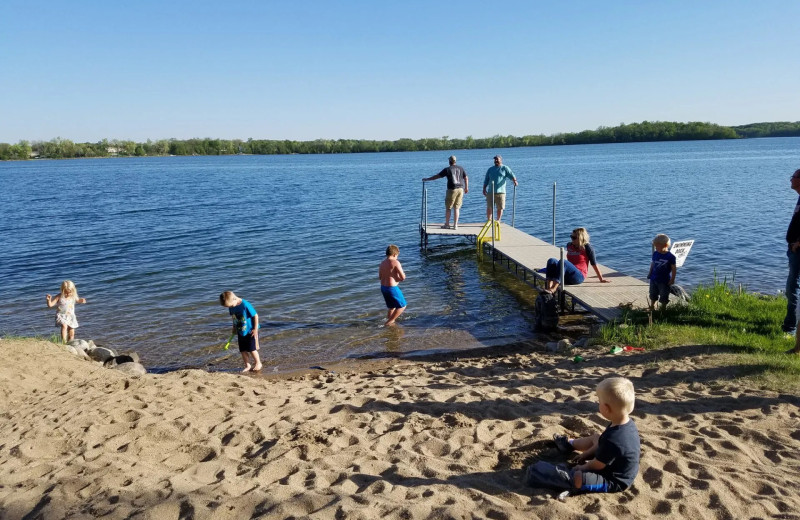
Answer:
[{"xmin": 595, "ymin": 278, "xmax": 800, "ymax": 386}]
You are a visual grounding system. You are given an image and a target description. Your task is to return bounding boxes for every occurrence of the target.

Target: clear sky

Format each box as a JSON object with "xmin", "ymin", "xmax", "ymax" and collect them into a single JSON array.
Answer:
[{"xmin": 2, "ymin": 0, "xmax": 798, "ymax": 143}]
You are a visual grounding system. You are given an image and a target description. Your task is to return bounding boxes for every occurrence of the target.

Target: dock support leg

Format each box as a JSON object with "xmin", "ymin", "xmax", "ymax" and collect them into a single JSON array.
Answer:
[{"xmin": 559, "ymin": 247, "xmax": 566, "ymax": 313}]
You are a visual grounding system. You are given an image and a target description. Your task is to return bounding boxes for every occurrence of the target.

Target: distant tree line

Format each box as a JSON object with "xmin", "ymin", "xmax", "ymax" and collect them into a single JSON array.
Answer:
[
  {"xmin": 729, "ymin": 121, "xmax": 800, "ymax": 139},
  {"xmin": 2, "ymin": 120, "xmax": 798, "ymax": 161}
]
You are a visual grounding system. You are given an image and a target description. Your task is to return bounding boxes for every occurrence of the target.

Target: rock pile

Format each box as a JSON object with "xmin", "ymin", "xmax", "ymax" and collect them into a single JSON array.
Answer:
[
  {"xmin": 62, "ymin": 339, "xmax": 147, "ymax": 376},
  {"xmin": 544, "ymin": 336, "xmax": 591, "ymax": 353}
]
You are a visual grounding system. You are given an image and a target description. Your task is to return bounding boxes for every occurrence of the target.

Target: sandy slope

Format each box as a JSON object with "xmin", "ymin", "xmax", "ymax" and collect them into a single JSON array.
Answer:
[{"xmin": 1, "ymin": 338, "xmax": 799, "ymax": 520}]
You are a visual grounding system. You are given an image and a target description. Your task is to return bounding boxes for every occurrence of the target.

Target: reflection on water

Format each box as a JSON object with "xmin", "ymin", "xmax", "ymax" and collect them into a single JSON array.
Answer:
[{"xmin": 380, "ymin": 326, "xmax": 405, "ymax": 352}]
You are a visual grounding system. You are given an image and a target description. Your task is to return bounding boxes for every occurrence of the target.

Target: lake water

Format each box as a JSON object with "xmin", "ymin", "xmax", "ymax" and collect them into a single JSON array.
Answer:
[{"xmin": 1, "ymin": 138, "xmax": 798, "ymax": 373}]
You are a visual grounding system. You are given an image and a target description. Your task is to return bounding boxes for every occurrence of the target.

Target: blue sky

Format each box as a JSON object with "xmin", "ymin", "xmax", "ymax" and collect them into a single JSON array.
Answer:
[{"xmin": 1, "ymin": 1, "xmax": 798, "ymax": 143}]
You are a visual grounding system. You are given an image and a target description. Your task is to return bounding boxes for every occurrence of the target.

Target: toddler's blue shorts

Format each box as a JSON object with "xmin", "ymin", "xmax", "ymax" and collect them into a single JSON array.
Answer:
[
  {"xmin": 649, "ymin": 280, "xmax": 670, "ymax": 304},
  {"xmin": 381, "ymin": 285, "xmax": 407, "ymax": 309},
  {"xmin": 576, "ymin": 470, "xmax": 624, "ymax": 493}
]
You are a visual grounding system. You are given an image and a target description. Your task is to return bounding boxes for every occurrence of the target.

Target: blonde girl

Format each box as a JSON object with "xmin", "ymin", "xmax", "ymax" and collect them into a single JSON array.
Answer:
[
  {"xmin": 544, "ymin": 227, "xmax": 611, "ymax": 292},
  {"xmin": 46, "ymin": 280, "xmax": 87, "ymax": 343}
]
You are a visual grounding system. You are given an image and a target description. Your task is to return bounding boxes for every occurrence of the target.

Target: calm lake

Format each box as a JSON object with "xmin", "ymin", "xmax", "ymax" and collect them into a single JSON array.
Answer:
[{"xmin": 1, "ymin": 138, "xmax": 798, "ymax": 372}]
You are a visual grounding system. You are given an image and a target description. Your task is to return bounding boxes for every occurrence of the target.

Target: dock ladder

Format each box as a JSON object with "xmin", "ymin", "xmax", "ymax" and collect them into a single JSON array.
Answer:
[{"xmin": 476, "ymin": 220, "xmax": 501, "ymax": 258}]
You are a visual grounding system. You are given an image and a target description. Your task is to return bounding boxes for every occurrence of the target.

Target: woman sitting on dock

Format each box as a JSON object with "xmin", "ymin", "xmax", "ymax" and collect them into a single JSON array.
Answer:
[{"xmin": 545, "ymin": 227, "xmax": 610, "ymax": 292}]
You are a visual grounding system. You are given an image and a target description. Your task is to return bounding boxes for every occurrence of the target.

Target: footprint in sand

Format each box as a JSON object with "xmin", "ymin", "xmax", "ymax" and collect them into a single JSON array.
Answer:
[
  {"xmin": 764, "ymin": 450, "xmax": 782, "ymax": 463},
  {"xmin": 698, "ymin": 426, "xmax": 722, "ymax": 439},
  {"xmin": 715, "ymin": 423, "xmax": 744, "ymax": 436},
  {"xmin": 642, "ymin": 467, "xmax": 663, "ymax": 489},
  {"xmin": 663, "ymin": 460, "xmax": 680, "ymax": 474}
]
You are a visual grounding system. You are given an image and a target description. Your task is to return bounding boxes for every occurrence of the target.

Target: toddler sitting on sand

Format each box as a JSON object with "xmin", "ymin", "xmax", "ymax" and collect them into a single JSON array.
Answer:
[{"xmin": 528, "ymin": 377, "xmax": 640, "ymax": 494}]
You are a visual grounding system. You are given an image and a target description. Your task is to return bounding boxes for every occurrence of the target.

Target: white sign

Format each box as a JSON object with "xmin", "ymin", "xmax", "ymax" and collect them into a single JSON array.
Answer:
[{"xmin": 670, "ymin": 240, "xmax": 694, "ymax": 268}]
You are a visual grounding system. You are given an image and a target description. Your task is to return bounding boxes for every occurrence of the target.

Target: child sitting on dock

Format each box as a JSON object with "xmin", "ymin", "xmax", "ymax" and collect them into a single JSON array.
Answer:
[
  {"xmin": 379, "ymin": 244, "xmax": 407, "ymax": 326},
  {"xmin": 219, "ymin": 291, "xmax": 262, "ymax": 372},
  {"xmin": 647, "ymin": 234, "xmax": 677, "ymax": 311},
  {"xmin": 529, "ymin": 377, "xmax": 640, "ymax": 494}
]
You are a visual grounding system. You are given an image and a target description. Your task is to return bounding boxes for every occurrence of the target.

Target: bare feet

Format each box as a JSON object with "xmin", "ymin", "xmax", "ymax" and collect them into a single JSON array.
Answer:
[
  {"xmin": 384, "ymin": 320, "xmax": 396, "ymax": 327},
  {"xmin": 241, "ymin": 364, "xmax": 252, "ymax": 373},
  {"xmin": 251, "ymin": 363, "xmax": 263, "ymax": 371}
]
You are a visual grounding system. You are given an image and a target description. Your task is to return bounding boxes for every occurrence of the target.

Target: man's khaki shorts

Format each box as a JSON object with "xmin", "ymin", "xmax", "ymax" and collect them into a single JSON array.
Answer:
[
  {"xmin": 486, "ymin": 193, "xmax": 506, "ymax": 211},
  {"xmin": 445, "ymin": 188, "xmax": 464, "ymax": 209}
]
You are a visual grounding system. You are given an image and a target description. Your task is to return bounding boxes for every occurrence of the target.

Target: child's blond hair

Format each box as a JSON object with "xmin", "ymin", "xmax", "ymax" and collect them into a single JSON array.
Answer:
[
  {"xmin": 386, "ymin": 244, "xmax": 399, "ymax": 257},
  {"xmin": 219, "ymin": 291, "xmax": 238, "ymax": 307},
  {"xmin": 597, "ymin": 377, "xmax": 636, "ymax": 414},
  {"xmin": 61, "ymin": 280, "xmax": 78, "ymax": 299},
  {"xmin": 652, "ymin": 234, "xmax": 671, "ymax": 250}
]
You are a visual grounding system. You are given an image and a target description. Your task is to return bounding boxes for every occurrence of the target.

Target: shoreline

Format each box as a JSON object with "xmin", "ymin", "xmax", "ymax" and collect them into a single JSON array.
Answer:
[
  {"xmin": 2, "ymin": 337, "xmax": 799, "ymax": 519},
  {"xmin": 175, "ymin": 313, "xmax": 596, "ymax": 378}
]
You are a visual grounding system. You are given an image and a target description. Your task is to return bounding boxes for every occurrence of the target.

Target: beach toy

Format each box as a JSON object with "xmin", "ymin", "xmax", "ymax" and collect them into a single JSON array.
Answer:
[
  {"xmin": 572, "ymin": 355, "xmax": 584, "ymax": 363},
  {"xmin": 623, "ymin": 345, "xmax": 645, "ymax": 352},
  {"xmin": 222, "ymin": 333, "xmax": 235, "ymax": 351},
  {"xmin": 609, "ymin": 346, "xmax": 623, "ymax": 354}
]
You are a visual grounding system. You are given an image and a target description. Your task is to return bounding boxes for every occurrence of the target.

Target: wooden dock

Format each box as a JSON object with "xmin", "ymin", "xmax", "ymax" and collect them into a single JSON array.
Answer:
[{"xmin": 421, "ymin": 222, "xmax": 649, "ymax": 322}]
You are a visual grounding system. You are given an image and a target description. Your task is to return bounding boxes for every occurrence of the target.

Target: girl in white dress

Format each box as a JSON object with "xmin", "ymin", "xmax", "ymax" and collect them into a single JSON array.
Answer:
[{"xmin": 46, "ymin": 280, "xmax": 87, "ymax": 343}]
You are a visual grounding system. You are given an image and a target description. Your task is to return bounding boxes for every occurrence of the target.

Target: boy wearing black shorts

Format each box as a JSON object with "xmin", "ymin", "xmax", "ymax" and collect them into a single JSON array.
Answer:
[{"xmin": 219, "ymin": 291, "xmax": 262, "ymax": 372}]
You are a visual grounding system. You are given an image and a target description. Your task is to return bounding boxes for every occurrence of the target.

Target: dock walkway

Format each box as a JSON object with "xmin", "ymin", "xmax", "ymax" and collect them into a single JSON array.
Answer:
[{"xmin": 421, "ymin": 222, "xmax": 649, "ymax": 322}]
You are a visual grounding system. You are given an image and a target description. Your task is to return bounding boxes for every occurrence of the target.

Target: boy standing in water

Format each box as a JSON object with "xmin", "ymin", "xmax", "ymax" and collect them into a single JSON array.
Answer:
[
  {"xmin": 379, "ymin": 244, "xmax": 407, "ymax": 326},
  {"xmin": 219, "ymin": 291, "xmax": 262, "ymax": 372}
]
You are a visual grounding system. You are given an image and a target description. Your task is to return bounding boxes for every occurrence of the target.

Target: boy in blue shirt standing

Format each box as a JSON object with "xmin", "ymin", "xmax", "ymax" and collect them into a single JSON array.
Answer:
[
  {"xmin": 219, "ymin": 291, "xmax": 262, "ymax": 372},
  {"xmin": 647, "ymin": 234, "xmax": 677, "ymax": 311}
]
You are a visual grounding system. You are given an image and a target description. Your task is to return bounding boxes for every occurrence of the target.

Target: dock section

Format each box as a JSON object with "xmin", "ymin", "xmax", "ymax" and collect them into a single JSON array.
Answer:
[{"xmin": 421, "ymin": 222, "xmax": 649, "ymax": 322}]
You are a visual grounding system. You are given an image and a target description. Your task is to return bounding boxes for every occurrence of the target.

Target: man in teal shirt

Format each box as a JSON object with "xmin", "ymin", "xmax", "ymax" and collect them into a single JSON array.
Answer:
[{"xmin": 482, "ymin": 155, "xmax": 518, "ymax": 221}]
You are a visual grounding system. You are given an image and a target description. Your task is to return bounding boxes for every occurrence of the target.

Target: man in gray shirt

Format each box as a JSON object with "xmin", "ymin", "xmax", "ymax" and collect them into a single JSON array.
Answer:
[{"xmin": 423, "ymin": 155, "xmax": 469, "ymax": 229}]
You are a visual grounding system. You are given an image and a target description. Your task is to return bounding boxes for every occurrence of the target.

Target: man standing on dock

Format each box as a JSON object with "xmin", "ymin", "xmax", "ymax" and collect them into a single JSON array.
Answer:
[
  {"xmin": 783, "ymin": 168, "xmax": 800, "ymax": 344},
  {"xmin": 423, "ymin": 155, "xmax": 469, "ymax": 230},
  {"xmin": 483, "ymin": 155, "xmax": 518, "ymax": 222}
]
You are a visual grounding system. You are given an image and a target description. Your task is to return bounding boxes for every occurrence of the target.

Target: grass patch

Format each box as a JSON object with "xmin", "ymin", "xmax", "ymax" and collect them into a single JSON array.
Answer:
[
  {"xmin": 596, "ymin": 279, "xmax": 800, "ymax": 385},
  {"xmin": 0, "ymin": 332, "xmax": 63, "ymax": 343}
]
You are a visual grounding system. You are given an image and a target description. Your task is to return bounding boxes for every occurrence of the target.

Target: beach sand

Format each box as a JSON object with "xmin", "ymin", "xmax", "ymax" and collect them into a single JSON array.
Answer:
[{"xmin": 1, "ymin": 337, "xmax": 799, "ymax": 519}]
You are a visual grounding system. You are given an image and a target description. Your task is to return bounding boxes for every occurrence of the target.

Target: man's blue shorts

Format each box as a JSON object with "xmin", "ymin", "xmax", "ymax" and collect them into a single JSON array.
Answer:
[{"xmin": 381, "ymin": 285, "xmax": 407, "ymax": 309}]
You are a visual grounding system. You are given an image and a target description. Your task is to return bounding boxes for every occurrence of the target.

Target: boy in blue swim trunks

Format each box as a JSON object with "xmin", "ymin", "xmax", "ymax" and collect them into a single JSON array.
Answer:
[{"xmin": 379, "ymin": 244, "xmax": 407, "ymax": 326}]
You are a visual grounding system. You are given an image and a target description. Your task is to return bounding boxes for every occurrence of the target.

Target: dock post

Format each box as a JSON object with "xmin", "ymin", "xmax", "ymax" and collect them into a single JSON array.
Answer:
[
  {"xmin": 511, "ymin": 184, "xmax": 516, "ymax": 228},
  {"xmin": 420, "ymin": 182, "xmax": 425, "ymax": 247},
  {"xmin": 559, "ymin": 246, "xmax": 566, "ymax": 312},
  {"xmin": 491, "ymin": 182, "xmax": 496, "ymax": 271},
  {"xmin": 420, "ymin": 182, "xmax": 429, "ymax": 250},
  {"xmin": 552, "ymin": 182, "xmax": 557, "ymax": 246}
]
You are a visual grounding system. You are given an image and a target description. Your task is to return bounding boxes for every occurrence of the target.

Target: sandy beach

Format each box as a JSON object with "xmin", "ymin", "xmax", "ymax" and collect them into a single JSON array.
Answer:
[{"xmin": 1, "ymin": 337, "xmax": 799, "ymax": 519}]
